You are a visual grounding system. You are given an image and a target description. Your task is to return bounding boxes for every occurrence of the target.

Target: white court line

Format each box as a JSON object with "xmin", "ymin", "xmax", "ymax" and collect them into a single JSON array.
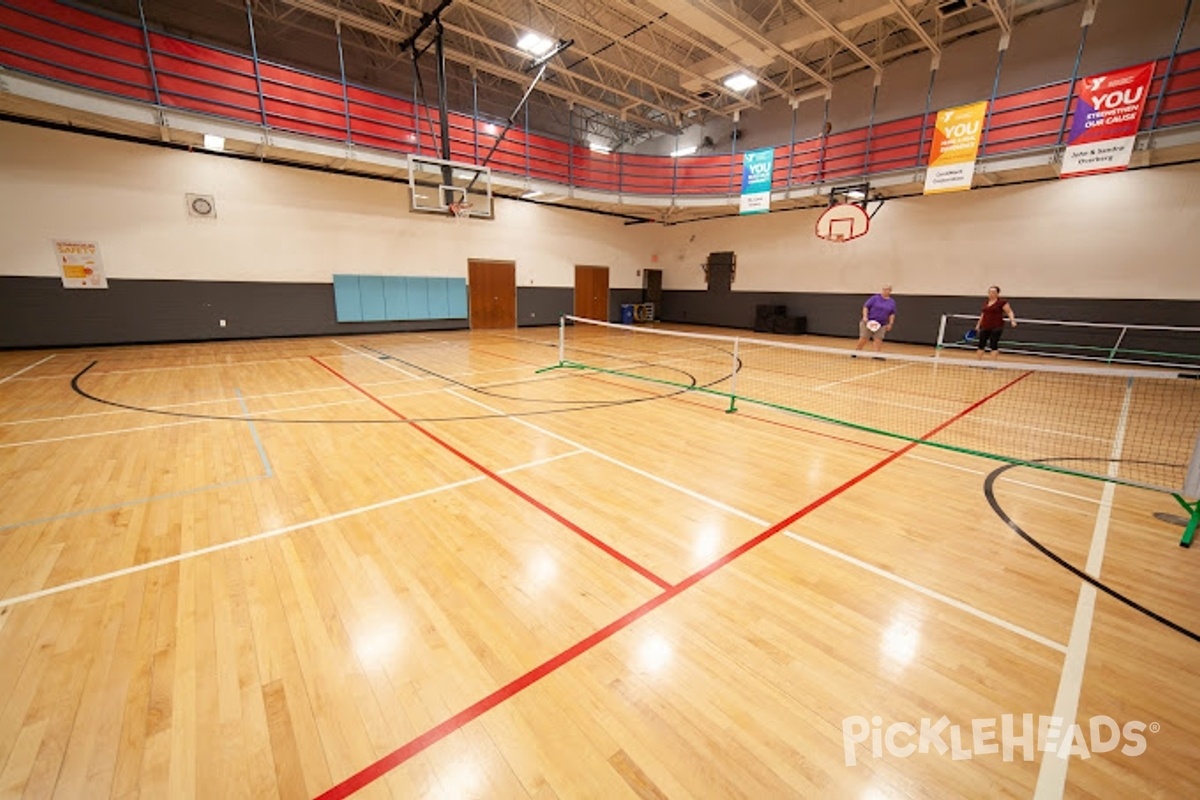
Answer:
[
  {"xmin": 811, "ymin": 361, "xmax": 910, "ymax": 391},
  {"xmin": 0, "ymin": 449, "xmax": 585, "ymax": 610},
  {"xmin": 1, "ymin": 359, "xmax": 542, "ymax": 428},
  {"xmin": 907, "ymin": 454, "xmax": 1100, "ymax": 505},
  {"xmin": 10, "ymin": 355, "xmax": 313, "ymax": 380},
  {"xmin": 0, "ymin": 368, "xmax": 572, "ymax": 448},
  {"xmin": 735, "ymin": 372, "xmax": 1112, "ymax": 444},
  {"xmin": 1033, "ymin": 378, "xmax": 1132, "ymax": 799},
  {"xmin": 440, "ymin": 386, "xmax": 1065, "ymax": 653},
  {"xmin": 334, "ymin": 340, "xmax": 421, "ymax": 378},
  {"xmin": 0, "ymin": 355, "xmax": 55, "ymax": 386},
  {"xmin": 782, "ymin": 531, "xmax": 1067, "ymax": 653}
]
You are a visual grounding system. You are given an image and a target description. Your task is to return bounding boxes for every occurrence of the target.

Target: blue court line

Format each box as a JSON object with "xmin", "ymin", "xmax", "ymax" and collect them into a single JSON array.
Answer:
[
  {"xmin": 236, "ymin": 388, "xmax": 274, "ymax": 477},
  {"xmin": 0, "ymin": 475, "xmax": 266, "ymax": 533},
  {"xmin": 0, "ymin": 388, "xmax": 274, "ymax": 533}
]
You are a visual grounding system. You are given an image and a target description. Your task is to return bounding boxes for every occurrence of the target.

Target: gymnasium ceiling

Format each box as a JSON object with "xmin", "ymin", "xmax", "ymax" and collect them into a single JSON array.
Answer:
[{"xmin": 77, "ymin": 0, "xmax": 1079, "ymax": 148}]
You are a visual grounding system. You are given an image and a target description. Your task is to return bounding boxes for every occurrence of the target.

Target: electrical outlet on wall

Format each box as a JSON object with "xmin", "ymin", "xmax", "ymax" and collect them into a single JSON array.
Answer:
[{"xmin": 219, "ymin": 319, "xmax": 227, "ymax": 327}]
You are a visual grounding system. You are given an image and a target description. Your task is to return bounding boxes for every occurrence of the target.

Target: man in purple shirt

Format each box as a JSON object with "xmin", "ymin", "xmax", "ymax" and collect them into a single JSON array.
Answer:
[{"xmin": 854, "ymin": 284, "xmax": 896, "ymax": 356}]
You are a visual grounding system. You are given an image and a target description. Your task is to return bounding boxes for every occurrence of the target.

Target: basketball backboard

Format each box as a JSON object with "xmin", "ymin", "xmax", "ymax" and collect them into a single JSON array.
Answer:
[
  {"xmin": 408, "ymin": 155, "xmax": 494, "ymax": 219},
  {"xmin": 815, "ymin": 203, "xmax": 870, "ymax": 242}
]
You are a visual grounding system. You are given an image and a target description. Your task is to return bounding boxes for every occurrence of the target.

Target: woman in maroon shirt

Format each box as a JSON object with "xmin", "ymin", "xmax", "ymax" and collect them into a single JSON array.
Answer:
[{"xmin": 974, "ymin": 285, "xmax": 1017, "ymax": 360}]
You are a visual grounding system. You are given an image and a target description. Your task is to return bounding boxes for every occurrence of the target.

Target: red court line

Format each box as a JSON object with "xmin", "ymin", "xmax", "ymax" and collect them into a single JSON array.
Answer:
[
  {"xmin": 668, "ymin": 395, "xmax": 897, "ymax": 454},
  {"xmin": 313, "ymin": 369, "xmax": 1033, "ymax": 800},
  {"xmin": 310, "ymin": 357, "xmax": 671, "ymax": 591}
]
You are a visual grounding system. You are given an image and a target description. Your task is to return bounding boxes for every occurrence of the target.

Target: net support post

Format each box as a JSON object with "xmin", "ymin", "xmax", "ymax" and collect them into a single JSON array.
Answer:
[
  {"xmin": 726, "ymin": 338, "xmax": 740, "ymax": 413},
  {"xmin": 558, "ymin": 314, "xmax": 566, "ymax": 366},
  {"xmin": 935, "ymin": 314, "xmax": 948, "ymax": 354},
  {"xmin": 1179, "ymin": 432, "xmax": 1200, "ymax": 546}
]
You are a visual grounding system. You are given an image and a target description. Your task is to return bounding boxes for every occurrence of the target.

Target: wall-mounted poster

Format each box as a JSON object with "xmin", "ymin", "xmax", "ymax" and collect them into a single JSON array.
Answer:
[{"xmin": 54, "ymin": 240, "xmax": 108, "ymax": 289}]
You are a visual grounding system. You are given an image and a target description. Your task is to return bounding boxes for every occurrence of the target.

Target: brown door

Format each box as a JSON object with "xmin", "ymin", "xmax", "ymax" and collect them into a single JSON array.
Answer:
[
  {"xmin": 574, "ymin": 265, "xmax": 609, "ymax": 321},
  {"xmin": 467, "ymin": 259, "xmax": 516, "ymax": 329}
]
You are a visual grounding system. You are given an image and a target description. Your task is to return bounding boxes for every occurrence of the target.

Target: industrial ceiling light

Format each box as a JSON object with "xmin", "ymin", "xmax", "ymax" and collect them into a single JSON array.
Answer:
[
  {"xmin": 723, "ymin": 73, "xmax": 758, "ymax": 92},
  {"xmin": 589, "ymin": 142, "xmax": 612, "ymax": 154},
  {"xmin": 202, "ymin": 134, "xmax": 225, "ymax": 152},
  {"xmin": 517, "ymin": 32, "xmax": 553, "ymax": 56},
  {"xmin": 670, "ymin": 145, "xmax": 697, "ymax": 157}
]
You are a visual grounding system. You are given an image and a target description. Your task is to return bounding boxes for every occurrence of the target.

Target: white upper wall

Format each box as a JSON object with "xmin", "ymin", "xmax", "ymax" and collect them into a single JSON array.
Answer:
[
  {"xmin": 653, "ymin": 161, "xmax": 1200, "ymax": 300},
  {"xmin": 3, "ymin": 119, "xmax": 1198, "ymax": 302},
  {"xmin": 0, "ymin": 122, "xmax": 656, "ymax": 289}
]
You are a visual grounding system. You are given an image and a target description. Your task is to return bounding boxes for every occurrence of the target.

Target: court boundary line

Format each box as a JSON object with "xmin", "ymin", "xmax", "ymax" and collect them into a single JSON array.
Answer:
[
  {"xmin": 780, "ymin": 531, "xmax": 1066, "ymax": 652},
  {"xmin": 0, "ymin": 450, "xmax": 584, "ymax": 609},
  {"xmin": 447, "ymin": 389, "xmax": 1062, "ymax": 651},
  {"xmin": 1033, "ymin": 377, "xmax": 1132, "ymax": 799},
  {"xmin": 310, "ymin": 356, "xmax": 672, "ymax": 592},
  {"xmin": 0, "ymin": 355, "xmax": 55, "ymax": 385},
  {"xmin": 311, "ymin": 371, "xmax": 1033, "ymax": 800}
]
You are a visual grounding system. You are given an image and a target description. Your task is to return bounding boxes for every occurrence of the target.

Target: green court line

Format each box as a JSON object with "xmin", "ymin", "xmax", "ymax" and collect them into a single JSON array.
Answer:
[{"xmin": 542, "ymin": 359, "xmax": 1195, "ymax": 512}]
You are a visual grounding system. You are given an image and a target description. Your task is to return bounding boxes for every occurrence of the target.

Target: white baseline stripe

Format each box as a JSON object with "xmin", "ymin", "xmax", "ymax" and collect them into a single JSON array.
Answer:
[
  {"xmin": 0, "ymin": 449, "xmax": 584, "ymax": 609},
  {"xmin": 442, "ymin": 387, "xmax": 1065, "ymax": 653},
  {"xmin": 1033, "ymin": 377, "xmax": 1133, "ymax": 800},
  {"xmin": 0, "ymin": 355, "xmax": 56, "ymax": 386}
]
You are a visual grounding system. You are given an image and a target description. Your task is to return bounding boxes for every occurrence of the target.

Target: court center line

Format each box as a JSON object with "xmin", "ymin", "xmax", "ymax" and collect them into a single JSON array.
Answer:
[
  {"xmin": 0, "ymin": 449, "xmax": 585, "ymax": 610},
  {"xmin": 0, "ymin": 355, "xmax": 55, "ymax": 385},
  {"xmin": 447, "ymin": 389, "xmax": 1060, "ymax": 652},
  {"xmin": 311, "ymin": 355, "xmax": 671, "ymax": 591},
  {"xmin": 1033, "ymin": 377, "xmax": 1133, "ymax": 800},
  {"xmin": 314, "ymin": 369, "xmax": 1034, "ymax": 800}
]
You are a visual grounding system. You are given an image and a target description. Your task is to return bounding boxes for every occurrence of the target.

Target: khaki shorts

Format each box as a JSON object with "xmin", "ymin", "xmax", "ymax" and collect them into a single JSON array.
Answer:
[{"xmin": 859, "ymin": 320, "xmax": 887, "ymax": 341}]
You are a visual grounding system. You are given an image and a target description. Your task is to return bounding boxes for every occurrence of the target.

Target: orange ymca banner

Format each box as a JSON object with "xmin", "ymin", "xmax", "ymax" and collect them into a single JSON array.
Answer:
[{"xmin": 923, "ymin": 100, "xmax": 989, "ymax": 194}]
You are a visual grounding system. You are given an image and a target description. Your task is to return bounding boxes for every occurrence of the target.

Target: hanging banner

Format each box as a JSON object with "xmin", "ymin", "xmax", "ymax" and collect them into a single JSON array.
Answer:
[
  {"xmin": 54, "ymin": 240, "xmax": 108, "ymax": 289},
  {"xmin": 1060, "ymin": 62, "xmax": 1155, "ymax": 178},
  {"xmin": 740, "ymin": 147, "xmax": 774, "ymax": 214},
  {"xmin": 923, "ymin": 100, "xmax": 989, "ymax": 195}
]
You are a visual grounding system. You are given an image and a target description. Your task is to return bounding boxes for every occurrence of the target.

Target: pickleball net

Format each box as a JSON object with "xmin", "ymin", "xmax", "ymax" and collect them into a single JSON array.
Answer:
[{"xmin": 552, "ymin": 315, "xmax": 1200, "ymax": 543}]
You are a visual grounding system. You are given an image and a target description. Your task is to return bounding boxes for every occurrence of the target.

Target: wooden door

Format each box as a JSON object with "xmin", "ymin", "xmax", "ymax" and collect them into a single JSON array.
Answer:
[
  {"xmin": 467, "ymin": 259, "xmax": 516, "ymax": 329},
  {"xmin": 574, "ymin": 265, "xmax": 609, "ymax": 321}
]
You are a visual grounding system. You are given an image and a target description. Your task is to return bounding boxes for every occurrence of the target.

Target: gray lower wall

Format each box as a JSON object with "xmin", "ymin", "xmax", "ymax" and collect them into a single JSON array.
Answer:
[
  {"xmin": 660, "ymin": 290, "xmax": 1200, "ymax": 361},
  {"xmin": 0, "ymin": 278, "xmax": 650, "ymax": 347},
  {"xmin": 0, "ymin": 277, "xmax": 469, "ymax": 348}
]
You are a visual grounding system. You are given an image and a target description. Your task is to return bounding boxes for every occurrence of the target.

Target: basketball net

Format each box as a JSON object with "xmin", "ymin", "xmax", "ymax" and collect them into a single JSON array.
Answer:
[{"xmin": 448, "ymin": 201, "xmax": 472, "ymax": 221}]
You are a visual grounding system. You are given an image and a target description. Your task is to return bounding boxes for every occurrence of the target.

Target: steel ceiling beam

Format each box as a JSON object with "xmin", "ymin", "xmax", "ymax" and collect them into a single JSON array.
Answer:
[
  {"xmin": 372, "ymin": 0, "xmax": 691, "ymax": 122},
  {"xmin": 688, "ymin": 0, "xmax": 832, "ymax": 89},
  {"xmin": 887, "ymin": 0, "xmax": 940, "ymax": 55},
  {"xmin": 523, "ymin": 0, "xmax": 758, "ymax": 114},
  {"xmin": 788, "ymin": 0, "xmax": 881, "ymax": 73},
  {"xmin": 274, "ymin": 0, "xmax": 677, "ymax": 132}
]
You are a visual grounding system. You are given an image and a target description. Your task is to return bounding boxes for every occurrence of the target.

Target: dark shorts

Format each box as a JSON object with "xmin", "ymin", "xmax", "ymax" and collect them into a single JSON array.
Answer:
[{"xmin": 977, "ymin": 328, "xmax": 1003, "ymax": 351}]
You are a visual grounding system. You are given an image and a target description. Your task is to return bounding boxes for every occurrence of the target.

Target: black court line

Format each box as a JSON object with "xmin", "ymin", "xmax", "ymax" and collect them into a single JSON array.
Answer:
[
  {"xmin": 67, "ymin": 345, "xmax": 730, "ymax": 425},
  {"xmin": 984, "ymin": 458, "xmax": 1200, "ymax": 644}
]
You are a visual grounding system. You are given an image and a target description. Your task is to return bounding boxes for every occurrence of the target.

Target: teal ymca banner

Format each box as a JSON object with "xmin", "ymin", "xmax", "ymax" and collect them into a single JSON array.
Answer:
[{"xmin": 739, "ymin": 148, "xmax": 774, "ymax": 214}]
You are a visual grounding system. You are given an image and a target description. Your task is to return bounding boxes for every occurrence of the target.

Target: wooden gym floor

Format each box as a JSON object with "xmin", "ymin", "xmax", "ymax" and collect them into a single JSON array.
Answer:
[{"xmin": 0, "ymin": 326, "xmax": 1197, "ymax": 799}]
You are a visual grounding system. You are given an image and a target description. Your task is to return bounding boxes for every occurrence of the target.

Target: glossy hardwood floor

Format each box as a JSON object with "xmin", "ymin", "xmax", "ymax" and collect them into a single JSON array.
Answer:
[{"xmin": 0, "ymin": 327, "xmax": 1197, "ymax": 799}]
